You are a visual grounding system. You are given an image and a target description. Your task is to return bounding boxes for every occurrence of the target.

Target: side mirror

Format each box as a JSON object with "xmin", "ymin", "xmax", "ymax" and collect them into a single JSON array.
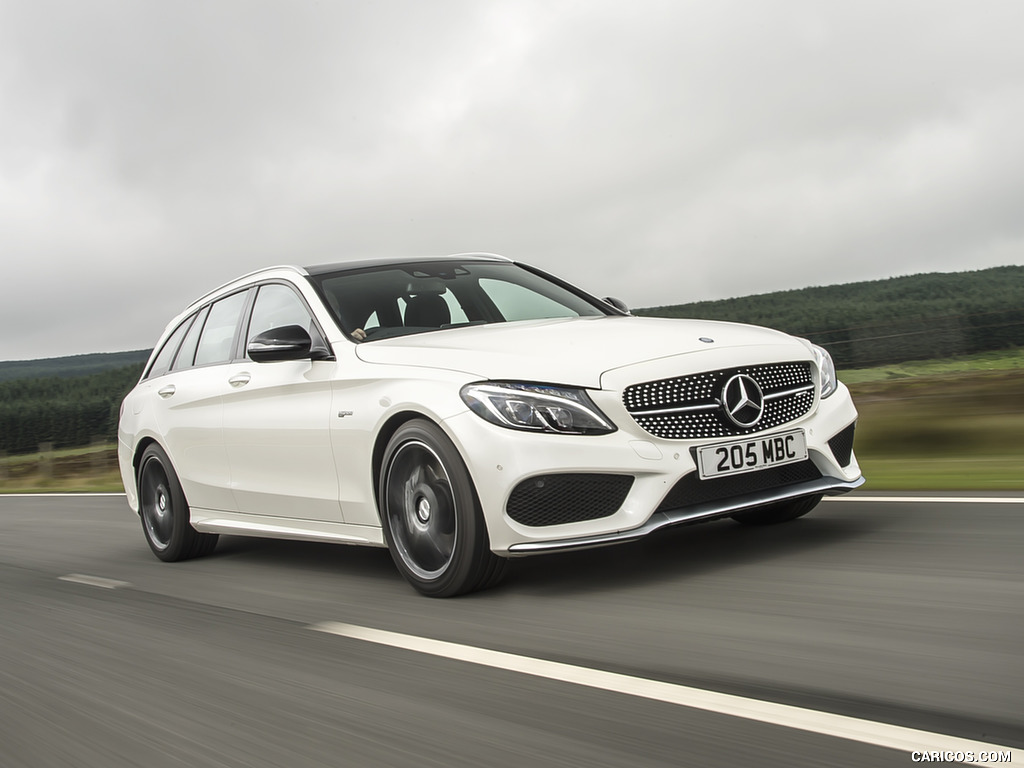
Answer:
[
  {"xmin": 247, "ymin": 325, "xmax": 313, "ymax": 362},
  {"xmin": 603, "ymin": 296, "xmax": 631, "ymax": 315}
]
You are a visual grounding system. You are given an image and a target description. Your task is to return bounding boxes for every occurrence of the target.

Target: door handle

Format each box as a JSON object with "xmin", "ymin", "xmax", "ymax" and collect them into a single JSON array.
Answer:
[
  {"xmin": 157, "ymin": 385, "xmax": 176, "ymax": 398},
  {"xmin": 228, "ymin": 372, "xmax": 252, "ymax": 388}
]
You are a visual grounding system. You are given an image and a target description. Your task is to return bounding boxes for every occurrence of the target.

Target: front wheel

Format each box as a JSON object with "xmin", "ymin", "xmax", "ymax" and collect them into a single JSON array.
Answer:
[
  {"xmin": 731, "ymin": 494, "xmax": 822, "ymax": 526},
  {"xmin": 138, "ymin": 443, "xmax": 218, "ymax": 561},
  {"xmin": 379, "ymin": 420, "xmax": 506, "ymax": 597}
]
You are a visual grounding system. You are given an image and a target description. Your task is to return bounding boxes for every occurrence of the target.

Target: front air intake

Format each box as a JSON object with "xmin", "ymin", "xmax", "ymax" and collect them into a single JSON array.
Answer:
[
  {"xmin": 655, "ymin": 461, "xmax": 823, "ymax": 513},
  {"xmin": 506, "ymin": 473, "xmax": 634, "ymax": 527},
  {"xmin": 828, "ymin": 422, "xmax": 857, "ymax": 468}
]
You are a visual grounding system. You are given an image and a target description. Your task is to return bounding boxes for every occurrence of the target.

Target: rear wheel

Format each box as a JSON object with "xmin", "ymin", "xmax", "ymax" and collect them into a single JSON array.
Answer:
[
  {"xmin": 379, "ymin": 420, "xmax": 506, "ymax": 597},
  {"xmin": 731, "ymin": 494, "xmax": 822, "ymax": 526},
  {"xmin": 138, "ymin": 444, "xmax": 218, "ymax": 561}
]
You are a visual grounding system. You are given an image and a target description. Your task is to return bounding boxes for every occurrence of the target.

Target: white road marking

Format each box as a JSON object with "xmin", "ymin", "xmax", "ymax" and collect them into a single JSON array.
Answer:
[
  {"xmin": 0, "ymin": 493, "xmax": 126, "ymax": 498},
  {"xmin": 311, "ymin": 622, "xmax": 1019, "ymax": 761},
  {"xmin": 825, "ymin": 496, "xmax": 1022, "ymax": 504},
  {"xmin": 59, "ymin": 574, "xmax": 131, "ymax": 589}
]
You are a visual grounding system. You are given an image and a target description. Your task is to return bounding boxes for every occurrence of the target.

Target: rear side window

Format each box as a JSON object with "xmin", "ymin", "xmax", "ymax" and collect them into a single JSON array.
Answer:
[
  {"xmin": 171, "ymin": 306, "xmax": 209, "ymax": 371},
  {"xmin": 146, "ymin": 317, "xmax": 193, "ymax": 380},
  {"xmin": 194, "ymin": 292, "xmax": 248, "ymax": 366}
]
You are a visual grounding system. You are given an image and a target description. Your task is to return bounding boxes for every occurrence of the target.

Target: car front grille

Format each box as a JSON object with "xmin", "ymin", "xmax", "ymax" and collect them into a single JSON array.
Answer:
[
  {"xmin": 655, "ymin": 461, "xmax": 823, "ymax": 513},
  {"xmin": 506, "ymin": 473, "xmax": 634, "ymax": 527},
  {"xmin": 622, "ymin": 362, "xmax": 815, "ymax": 440}
]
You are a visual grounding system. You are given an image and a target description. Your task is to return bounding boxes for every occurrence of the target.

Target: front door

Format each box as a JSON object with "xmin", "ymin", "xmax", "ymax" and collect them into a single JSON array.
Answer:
[{"xmin": 221, "ymin": 282, "xmax": 343, "ymax": 522}]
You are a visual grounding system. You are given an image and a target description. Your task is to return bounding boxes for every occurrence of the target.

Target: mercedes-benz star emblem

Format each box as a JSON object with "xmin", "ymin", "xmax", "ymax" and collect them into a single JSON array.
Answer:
[{"xmin": 721, "ymin": 374, "xmax": 764, "ymax": 428}]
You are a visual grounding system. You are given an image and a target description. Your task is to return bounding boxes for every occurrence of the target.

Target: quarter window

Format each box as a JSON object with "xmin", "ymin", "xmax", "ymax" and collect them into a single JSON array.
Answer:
[
  {"xmin": 146, "ymin": 318, "xmax": 192, "ymax": 379},
  {"xmin": 247, "ymin": 284, "xmax": 315, "ymax": 347}
]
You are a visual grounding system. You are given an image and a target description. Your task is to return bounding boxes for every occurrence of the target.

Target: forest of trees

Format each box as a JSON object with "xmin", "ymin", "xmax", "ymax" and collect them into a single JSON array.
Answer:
[
  {"xmin": 0, "ymin": 363, "xmax": 144, "ymax": 455},
  {"xmin": 637, "ymin": 265, "xmax": 1024, "ymax": 368},
  {"xmin": 0, "ymin": 349, "xmax": 150, "ymax": 383},
  {"xmin": 0, "ymin": 265, "xmax": 1021, "ymax": 456}
]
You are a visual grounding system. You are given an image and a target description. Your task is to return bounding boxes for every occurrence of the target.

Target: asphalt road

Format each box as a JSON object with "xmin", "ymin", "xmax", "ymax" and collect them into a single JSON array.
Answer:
[{"xmin": 1, "ymin": 493, "xmax": 1021, "ymax": 767}]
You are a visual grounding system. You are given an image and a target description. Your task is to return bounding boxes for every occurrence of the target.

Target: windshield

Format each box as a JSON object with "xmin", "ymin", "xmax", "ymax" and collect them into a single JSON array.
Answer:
[{"xmin": 309, "ymin": 261, "xmax": 610, "ymax": 341}]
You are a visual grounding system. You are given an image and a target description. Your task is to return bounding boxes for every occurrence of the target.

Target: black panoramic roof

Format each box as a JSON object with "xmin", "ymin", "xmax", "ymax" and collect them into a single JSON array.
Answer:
[{"xmin": 303, "ymin": 253, "xmax": 511, "ymax": 276}]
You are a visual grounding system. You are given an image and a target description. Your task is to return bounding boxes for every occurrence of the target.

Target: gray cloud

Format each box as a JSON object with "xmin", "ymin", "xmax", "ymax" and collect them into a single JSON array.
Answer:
[{"xmin": 1, "ymin": 0, "xmax": 1022, "ymax": 360}]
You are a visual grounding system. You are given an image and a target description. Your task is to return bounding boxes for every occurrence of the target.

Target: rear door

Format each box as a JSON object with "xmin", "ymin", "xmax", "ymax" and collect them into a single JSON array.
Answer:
[{"xmin": 145, "ymin": 290, "xmax": 250, "ymax": 512}]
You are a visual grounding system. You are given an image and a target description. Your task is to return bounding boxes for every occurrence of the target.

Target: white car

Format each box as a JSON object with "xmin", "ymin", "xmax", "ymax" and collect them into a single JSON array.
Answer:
[{"xmin": 118, "ymin": 254, "xmax": 863, "ymax": 596}]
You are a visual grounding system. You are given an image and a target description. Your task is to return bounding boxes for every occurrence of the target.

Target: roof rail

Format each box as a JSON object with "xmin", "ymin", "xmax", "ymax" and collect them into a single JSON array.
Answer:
[
  {"xmin": 443, "ymin": 252, "xmax": 511, "ymax": 261},
  {"xmin": 185, "ymin": 264, "xmax": 308, "ymax": 311}
]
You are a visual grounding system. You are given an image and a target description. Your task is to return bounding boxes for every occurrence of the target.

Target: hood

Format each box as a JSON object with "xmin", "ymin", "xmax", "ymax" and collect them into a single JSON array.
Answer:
[{"xmin": 354, "ymin": 315, "xmax": 811, "ymax": 389}]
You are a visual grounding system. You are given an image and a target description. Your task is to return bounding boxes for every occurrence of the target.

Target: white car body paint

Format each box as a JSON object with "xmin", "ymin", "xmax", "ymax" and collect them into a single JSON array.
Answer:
[{"xmin": 118, "ymin": 256, "xmax": 863, "ymax": 591}]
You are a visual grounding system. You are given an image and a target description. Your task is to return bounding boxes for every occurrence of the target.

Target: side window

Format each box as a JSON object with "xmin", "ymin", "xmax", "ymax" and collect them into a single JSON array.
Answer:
[
  {"xmin": 171, "ymin": 306, "xmax": 208, "ymax": 371},
  {"xmin": 478, "ymin": 278, "xmax": 578, "ymax": 322},
  {"xmin": 194, "ymin": 292, "xmax": 248, "ymax": 367},
  {"xmin": 247, "ymin": 284, "xmax": 315, "ymax": 351},
  {"xmin": 146, "ymin": 318, "xmax": 192, "ymax": 379}
]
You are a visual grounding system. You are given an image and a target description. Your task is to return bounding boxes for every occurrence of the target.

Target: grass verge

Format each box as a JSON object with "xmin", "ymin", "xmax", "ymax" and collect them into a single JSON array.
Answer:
[
  {"xmin": 0, "ymin": 445, "xmax": 124, "ymax": 494},
  {"xmin": 840, "ymin": 347, "xmax": 1024, "ymax": 384},
  {"xmin": 858, "ymin": 456, "xmax": 1024, "ymax": 492},
  {"xmin": 846, "ymin": 359, "xmax": 1024, "ymax": 491}
]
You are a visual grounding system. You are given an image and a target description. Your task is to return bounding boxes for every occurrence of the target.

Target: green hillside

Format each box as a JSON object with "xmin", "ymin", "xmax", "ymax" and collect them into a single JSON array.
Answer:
[
  {"xmin": 0, "ymin": 349, "xmax": 151, "ymax": 382},
  {"xmin": 637, "ymin": 265, "xmax": 1024, "ymax": 368},
  {"xmin": 0, "ymin": 363, "xmax": 145, "ymax": 454}
]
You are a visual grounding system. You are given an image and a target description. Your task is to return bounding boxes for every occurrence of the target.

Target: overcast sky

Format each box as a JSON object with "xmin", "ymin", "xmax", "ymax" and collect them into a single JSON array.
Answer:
[{"xmin": 2, "ymin": 1, "xmax": 1023, "ymax": 361}]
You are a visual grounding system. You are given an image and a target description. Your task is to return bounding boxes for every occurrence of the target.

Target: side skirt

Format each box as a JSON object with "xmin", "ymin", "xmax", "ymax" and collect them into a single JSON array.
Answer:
[{"xmin": 190, "ymin": 508, "xmax": 386, "ymax": 547}]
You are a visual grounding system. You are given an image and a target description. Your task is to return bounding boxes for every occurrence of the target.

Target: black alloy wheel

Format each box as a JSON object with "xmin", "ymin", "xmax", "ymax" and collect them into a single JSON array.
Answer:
[{"xmin": 379, "ymin": 419, "xmax": 506, "ymax": 597}]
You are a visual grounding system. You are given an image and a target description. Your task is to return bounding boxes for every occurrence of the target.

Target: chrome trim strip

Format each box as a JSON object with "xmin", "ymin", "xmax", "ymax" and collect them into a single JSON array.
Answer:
[
  {"xmin": 764, "ymin": 384, "xmax": 815, "ymax": 401},
  {"xmin": 506, "ymin": 475, "xmax": 865, "ymax": 556},
  {"xmin": 193, "ymin": 518, "xmax": 376, "ymax": 545},
  {"xmin": 185, "ymin": 264, "xmax": 308, "ymax": 311},
  {"xmin": 628, "ymin": 403, "xmax": 720, "ymax": 416}
]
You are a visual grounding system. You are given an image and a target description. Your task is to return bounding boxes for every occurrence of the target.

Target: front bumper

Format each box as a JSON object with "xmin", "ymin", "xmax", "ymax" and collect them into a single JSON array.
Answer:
[
  {"xmin": 442, "ymin": 381, "xmax": 863, "ymax": 555},
  {"xmin": 506, "ymin": 473, "xmax": 864, "ymax": 555}
]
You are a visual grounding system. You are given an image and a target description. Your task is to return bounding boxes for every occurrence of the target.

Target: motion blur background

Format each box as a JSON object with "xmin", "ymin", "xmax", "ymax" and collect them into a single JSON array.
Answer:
[{"xmin": 1, "ymin": 1, "xmax": 1022, "ymax": 487}]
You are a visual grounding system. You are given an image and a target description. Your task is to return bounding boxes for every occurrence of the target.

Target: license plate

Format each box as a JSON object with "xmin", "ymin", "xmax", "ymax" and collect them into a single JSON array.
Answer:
[{"xmin": 697, "ymin": 430, "xmax": 807, "ymax": 479}]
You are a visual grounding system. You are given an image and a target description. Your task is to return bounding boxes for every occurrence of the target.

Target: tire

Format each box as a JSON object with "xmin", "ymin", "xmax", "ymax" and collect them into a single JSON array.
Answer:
[
  {"xmin": 731, "ymin": 494, "xmax": 822, "ymax": 526},
  {"xmin": 137, "ymin": 443, "xmax": 219, "ymax": 561},
  {"xmin": 379, "ymin": 419, "xmax": 506, "ymax": 597}
]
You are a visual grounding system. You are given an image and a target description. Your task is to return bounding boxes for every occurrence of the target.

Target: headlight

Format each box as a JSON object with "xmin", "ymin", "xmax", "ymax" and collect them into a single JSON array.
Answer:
[
  {"xmin": 812, "ymin": 344, "xmax": 838, "ymax": 399},
  {"xmin": 460, "ymin": 382, "xmax": 616, "ymax": 435}
]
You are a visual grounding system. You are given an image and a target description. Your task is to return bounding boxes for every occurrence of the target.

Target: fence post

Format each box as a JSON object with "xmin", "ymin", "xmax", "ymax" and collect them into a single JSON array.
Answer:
[
  {"xmin": 91, "ymin": 435, "xmax": 106, "ymax": 475},
  {"xmin": 39, "ymin": 442, "xmax": 54, "ymax": 481}
]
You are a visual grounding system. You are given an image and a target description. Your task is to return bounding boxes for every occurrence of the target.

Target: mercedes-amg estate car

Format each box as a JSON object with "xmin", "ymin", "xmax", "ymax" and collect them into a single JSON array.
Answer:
[{"xmin": 118, "ymin": 254, "xmax": 863, "ymax": 596}]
